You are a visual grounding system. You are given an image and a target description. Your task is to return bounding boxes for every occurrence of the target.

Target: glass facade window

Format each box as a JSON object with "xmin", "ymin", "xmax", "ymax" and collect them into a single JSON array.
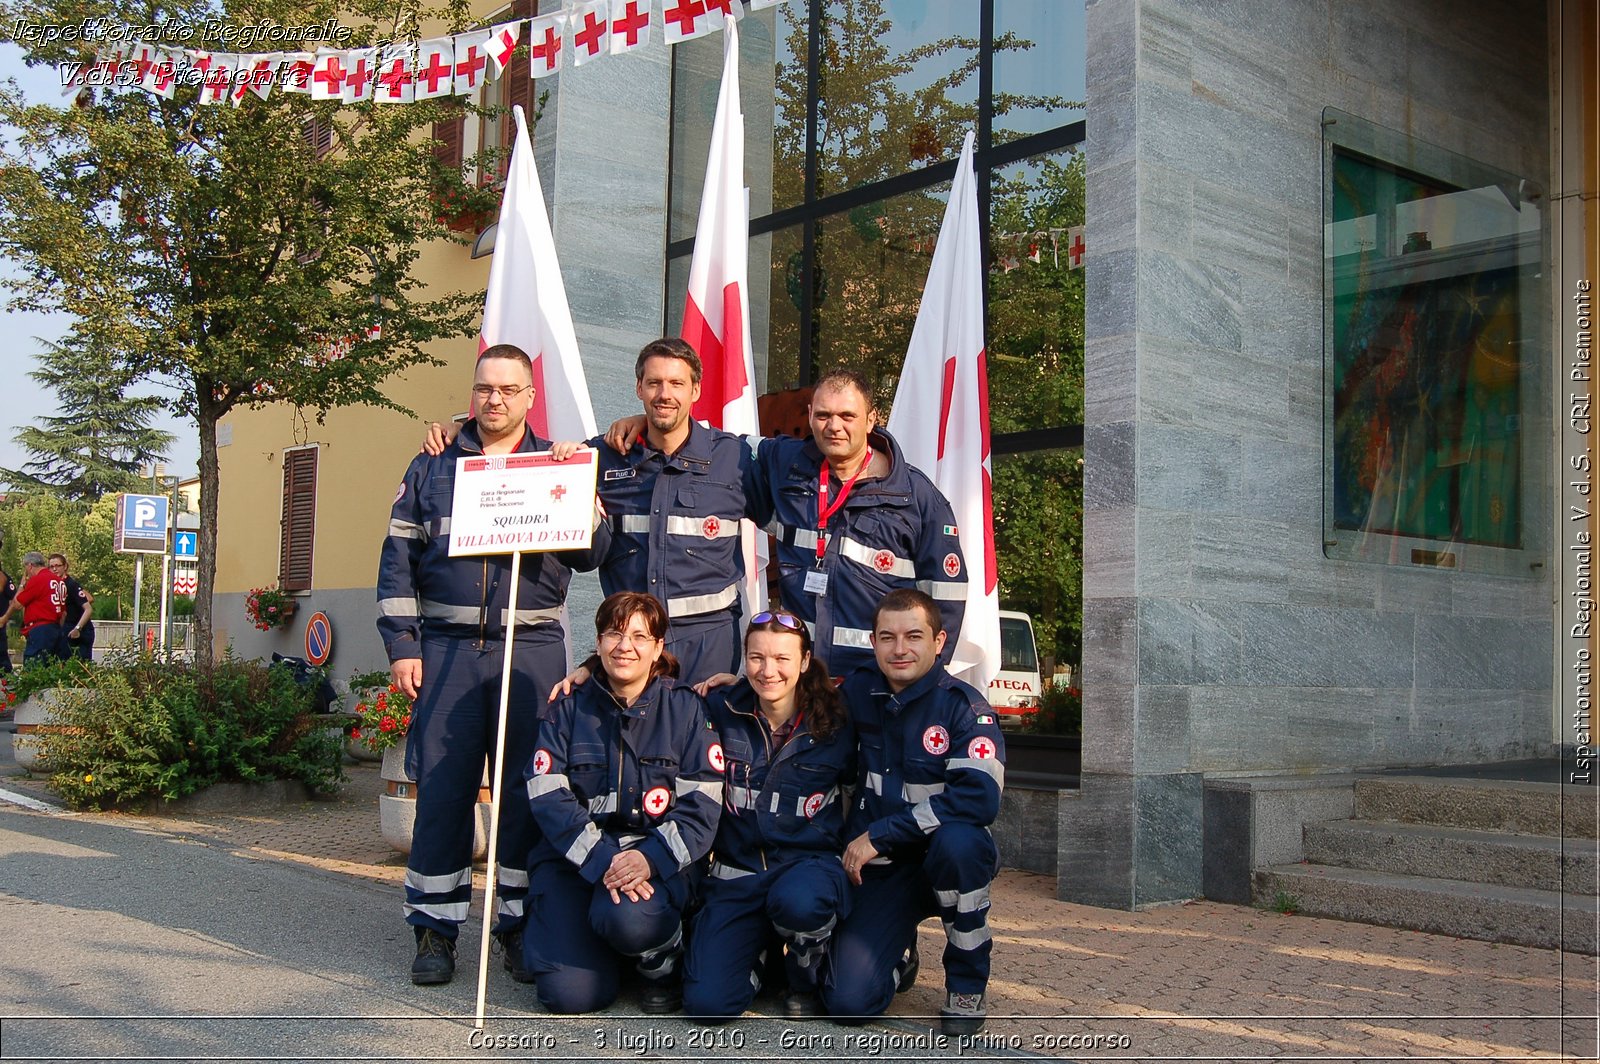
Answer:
[{"xmin": 1322, "ymin": 108, "xmax": 1547, "ymax": 574}]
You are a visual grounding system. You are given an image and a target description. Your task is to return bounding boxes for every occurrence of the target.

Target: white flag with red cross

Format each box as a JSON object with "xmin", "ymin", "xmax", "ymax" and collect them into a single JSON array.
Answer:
[
  {"xmin": 142, "ymin": 47, "xmax": 180, "ymax": 98},
  {"xmin": 310, "ymin": 48, "xmax": 346, "ymax": 100},
  {"xmin": 375, "ymin": 44, "xmax": 414, "ymax": 103},
  {"xmin": 414, "ymin": 38, "xmax": 455, "ymax": 99},
  {"xmin": 887, "ymin": 130, "xmax": 1000, "ymax": 690},
  {"xmin": 453, "ymin": 29, "xmax": 492, "ymax": 95},
  {"xmin": 478, "ymin": 104, "xmax": 597, "ymax": 444},
  {"xmin": 705, "ymin": 0, "xmax": 740, "ymax": 21},
  {"xmin": 198, "ymin": 53, "xmax": 237, "ymax": 106},
  {"xmin": 570, "ymin": 0, "xmax": 611, "ymax": 66},
  {"xmin": 485, "ymin": 20, "xmax": 521, "ymax": 78},
  {"xmin": 610, "ymin": 0, "xmax": 652, "ymax": 54},
  {"xmin": 280, "ymin": 51, "xmax": 315, "ymax": 93},
  {"xmin": 527, "ymin": 13, "xmax": 566, "ymax": 78},
  {"xmin": 681, "ymin": 19, "xmax": 767, "ymax": 617},
  {"xmin": 342, "ymin": 47, "xmax": 378, "ymax": 103},
  {"xmin": 234, "ymin": 53, "xmax": 281, "ymax": 103},
  {"xmin": 1065, "ymin": 224, "xmax": 1085, "ymax": 269},
  {"xmin": 661, "ymin": 0, "xmax": 721, "ymax": 44}
]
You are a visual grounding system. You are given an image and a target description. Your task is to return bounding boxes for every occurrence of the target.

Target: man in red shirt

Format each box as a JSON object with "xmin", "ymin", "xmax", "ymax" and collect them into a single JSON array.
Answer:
[{"xmin": 12, "ymin": 552, "xmax": 66, "ymax": 664}]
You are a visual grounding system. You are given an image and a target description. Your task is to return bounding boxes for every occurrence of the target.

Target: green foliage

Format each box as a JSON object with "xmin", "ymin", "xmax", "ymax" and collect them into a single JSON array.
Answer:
[
  {"xmin": 7, "ymin": 653, "xmax": 96, "ymax": 703},
  {"xmin": 34, "ymin": 650, "xmax": 344, "ymax": 809},
  {"xmin": 1026, "ymin": 680, "xmax": 1082, "ymax": 736},
  {"xmin": 0, "ymin": 492, "xmax": 142, "ymax": 621},
  {"xmin": 1269, "ymin": 891, "xmax": 1301, "ymax": 915}
]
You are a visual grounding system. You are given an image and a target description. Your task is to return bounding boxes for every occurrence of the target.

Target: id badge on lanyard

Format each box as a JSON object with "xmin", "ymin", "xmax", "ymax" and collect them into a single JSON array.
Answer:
[{"xmin": 810, "ymin": 448, "xmax": 872, "ymax": 596}]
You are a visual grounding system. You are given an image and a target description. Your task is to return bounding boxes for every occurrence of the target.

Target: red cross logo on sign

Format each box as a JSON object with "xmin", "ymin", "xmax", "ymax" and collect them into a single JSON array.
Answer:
[
  {"xmin": 707, "ymin": 743, "xmax": 725, "ymax": 773},
  {"xmin": 803, "ymin": 792, "xmax": 826, "ymax": 819},
  {"xmin": 923, "ymin": 726, "xmax": 950, "ymax": 755},
  {"xmin": 703, "ymin": 516, "xmax": 721, "ymax": 539},
  {"xmin": 967, "ymin": 737, "xmax": 997, "ymax": 760},
  {"xmin": 873, "ymin": 550, "xmax": 896, "ymax": 574},
  {"xmin": 532, "ymin": 749, "xmax": 553, "ymax": 776},
  {"xmin": 943, "ymin": 553, "xmax": 962, "ymax": 578},
  {"xmin": 643, "ymin": 786, "xmax": 671, "ymax": 817},
  {"xmin": 550, "ymin": 484, "xmax": 567, "ymax": 502}
]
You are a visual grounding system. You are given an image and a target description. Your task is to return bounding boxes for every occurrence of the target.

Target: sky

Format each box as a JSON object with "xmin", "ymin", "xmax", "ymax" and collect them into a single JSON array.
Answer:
[{"xmin": 0, "ymin": 42, "xmax": 202, "ymax": 489}]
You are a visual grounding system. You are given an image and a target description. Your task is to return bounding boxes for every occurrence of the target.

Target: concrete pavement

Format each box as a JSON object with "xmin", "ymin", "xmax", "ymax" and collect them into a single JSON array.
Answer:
[{"xmin": 0, "ymin": 745, "xmax": 1595, "ymax": 1061}]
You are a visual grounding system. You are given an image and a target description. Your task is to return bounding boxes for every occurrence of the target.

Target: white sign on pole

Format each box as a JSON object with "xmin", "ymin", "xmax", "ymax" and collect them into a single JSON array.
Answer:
[{"xmin": 448, "ymin": 450, "xmax": 598, "ymax": 556}]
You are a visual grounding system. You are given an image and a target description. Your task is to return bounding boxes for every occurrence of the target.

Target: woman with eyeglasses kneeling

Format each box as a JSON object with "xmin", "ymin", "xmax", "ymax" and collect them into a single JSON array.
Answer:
[
  {"xmin": 522, "ymin": 591, "xmax": 723, "ymax": 1014},
  {"xmin": 683, "ymin": 610, "xmax": 856, "ymax": 1021}
]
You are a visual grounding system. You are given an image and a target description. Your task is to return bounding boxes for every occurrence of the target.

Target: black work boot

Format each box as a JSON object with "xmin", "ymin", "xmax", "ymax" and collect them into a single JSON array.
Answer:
[
  {"xmin": 499, "ymin": 928, "xmax": 535, "ymax": 984},
  {"xmin": 411, "ymin": 928, "xmax": 456, "ymax": 985},
  {"xmin": 639, "ymin": 977, "xmax": 683, "ymax": 1014},
  {"xmin": 895, "ymin": 944, "xmax": 920, "ymax": 993}
]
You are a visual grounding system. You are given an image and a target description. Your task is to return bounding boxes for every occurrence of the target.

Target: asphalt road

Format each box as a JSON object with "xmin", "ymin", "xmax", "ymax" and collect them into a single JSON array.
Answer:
[{"xmin": 0, "ymin": 804, "xmax": 1001, "ymax": 1062}]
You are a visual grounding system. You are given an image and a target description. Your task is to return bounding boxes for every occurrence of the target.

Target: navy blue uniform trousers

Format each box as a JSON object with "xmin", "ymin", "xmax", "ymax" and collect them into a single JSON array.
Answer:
[
  {"xmin": 820, "ymin": 822, "xmax": 998, "ymax": 1018},
  {"xmin": 403, "ymin": 629, "xmax": 564, "ymax": 940},
  {"xmin": 523, "ymin": 859, "xmax": 699, "ymax": 1014},
  {"xmin": 683, "ymin": 857, "xmax": 851, "ymax": 1019}
]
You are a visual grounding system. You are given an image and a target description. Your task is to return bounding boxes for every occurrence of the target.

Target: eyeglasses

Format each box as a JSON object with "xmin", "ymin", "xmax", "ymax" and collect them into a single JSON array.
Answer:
[
  {"xmin": 750, "ymin": 611, "xmax": 803, "ymax": 632},
  {"xmin": 471, "ymin": 383, "xmax": 531, "ymax": 401},
  {"xmin": 599, "ymin": 629, "xmax": 660, "ymax": 649}
]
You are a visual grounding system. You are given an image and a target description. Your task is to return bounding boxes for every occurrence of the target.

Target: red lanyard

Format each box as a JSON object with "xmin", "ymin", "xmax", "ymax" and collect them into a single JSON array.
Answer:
[{"xmin": 816, "ymin": 448, "xmax": 872, "ymax": 562}]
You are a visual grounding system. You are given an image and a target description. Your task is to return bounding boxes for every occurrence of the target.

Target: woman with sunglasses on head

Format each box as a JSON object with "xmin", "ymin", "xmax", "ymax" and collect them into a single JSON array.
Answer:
[
  {"xmin": 522, "ymin": 591, "xmax": 724, "ymax": 1015},
  {"xmin": 681, "ymin": 610, "xmax": 856, "ymax": 1021}
]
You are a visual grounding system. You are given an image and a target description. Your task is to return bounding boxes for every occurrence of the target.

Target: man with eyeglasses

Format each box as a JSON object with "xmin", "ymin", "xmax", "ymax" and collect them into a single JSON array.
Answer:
[
  {"xmin": 377, "ymin": 343, "xmax": 611, "ymax": 988},
  {"xmin": 426, "ymin": 337, "xmax": 755, "ymax": 684}
]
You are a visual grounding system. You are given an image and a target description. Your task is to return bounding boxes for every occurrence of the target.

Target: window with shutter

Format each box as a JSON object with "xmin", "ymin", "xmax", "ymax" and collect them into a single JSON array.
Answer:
[{"xmin": 279, "ymin": 446, "xmax": 318, "ymax": 591}]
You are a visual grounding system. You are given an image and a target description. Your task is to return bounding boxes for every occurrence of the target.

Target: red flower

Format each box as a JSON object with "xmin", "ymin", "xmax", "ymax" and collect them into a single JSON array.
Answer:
[
  {"xmin": 379, "ymin": 715, "xmax": 396, "ymax": 732},
  {"xmin": 350, "ymin": 727, "xmax": 362, "ymax": 739},
  {"xmin": 400, "ymin": 714, "xmax": 410, "ymax": 730}
]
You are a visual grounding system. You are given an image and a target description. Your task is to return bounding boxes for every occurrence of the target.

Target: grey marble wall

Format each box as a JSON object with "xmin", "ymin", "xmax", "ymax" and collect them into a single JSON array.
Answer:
[{"xmin": 1070, "ymin": 0, "xmax": 1554, "ymax": 907}]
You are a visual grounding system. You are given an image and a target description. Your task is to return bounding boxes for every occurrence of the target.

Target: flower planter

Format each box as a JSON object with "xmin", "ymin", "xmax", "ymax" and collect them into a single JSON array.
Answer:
[
  {"xmin": 341, "ymin": 690, "xmax": 384, "ymax": 762},
  {"xmin": 12, "ymin": 688, "xmax": 93, "ymax": 772},
  {"xmin": 379, "ymin": 744, "xmax": 491, "ymax": 859}
]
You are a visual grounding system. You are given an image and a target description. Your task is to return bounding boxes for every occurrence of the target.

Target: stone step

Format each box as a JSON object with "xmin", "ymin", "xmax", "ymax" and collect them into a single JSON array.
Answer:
[
  {"xmin": 1254, "ymin": 863, "xmax": 1597, "ymax": 953},
  {"xmin": 1354, "ymin": 777, "xmax": 1598, "ymax": 839},
  {"xmin": 1303, "ymin": 819, "xmax": 1598, "ymax": 893}
]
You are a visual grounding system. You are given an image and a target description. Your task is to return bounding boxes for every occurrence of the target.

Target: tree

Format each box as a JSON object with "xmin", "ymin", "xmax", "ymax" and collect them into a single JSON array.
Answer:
[
  {"xmin": 4, "ymin": 335, "xmax": 175, "ymax": 501},
  {"xmin": 0, "ymin": 0, "xmax": 489, "ymax": 664}
]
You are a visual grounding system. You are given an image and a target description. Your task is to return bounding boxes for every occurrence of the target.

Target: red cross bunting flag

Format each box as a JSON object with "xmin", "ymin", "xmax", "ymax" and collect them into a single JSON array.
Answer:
[
  {"xmin": 376, "ymin": 45, "xmax": 414, "ymax": 103},
  {"xmin": 280, "ymin": 51, "xmax": 314, "ymax": 93},
  {"xmin": 414, "ymin": 38, "xmax": 455, "ymax": 99},
  {"xmin": 662, "ymin": 0, "xmax": 719, "ymax": 44},
  {"xmin": 486, "ymin": 20, "xmax": 521, "ymax": 78},
  {"xmin": 887, "ymin": 130, "xmax": 1000, "ymax": 691},
  {"xmin": 478, "ymin": 104, "xmax": 597, "ymax": 444},
  {"xmin": 453, "ymin": 29, "xmax": 491, "ymax": 94},
  {"xmin": 528, "ymin": 13, "xmax": 566, "ymax": 78},
  {"xmin": 147, "ymin": 48, "xmax": 180, "ymax": 98},
  {"xmin": 235, "ymin": 54, "xmax": 281, "ymax": 104},
  {"xmin": 343, "ymin": 47, "xmax": 377, "ymax": 103},
  {"xmin": 610, "ymin": 0, "xmax": 652, "ymax": 54},
  {"xmin": 310, "ymin": 47, "xmax": 345, "ymax": 100},
  {"xmin": 681, "ymin": 18, "xmax": 767, "ymax": 617},
  {"xmin": 705, "ymin": 0, "xmax": 740, "ymax": 22},
  {"xmin": 571, "ymin": 0, "xmax": 610, "ymax": 66},
  {"xmin": 199, "ymin": 53, "xmax": 235, "ymax": 105},
  {"xmin": 1065, "ymin": 225, "xmax": 1085, "ymax": 270}
]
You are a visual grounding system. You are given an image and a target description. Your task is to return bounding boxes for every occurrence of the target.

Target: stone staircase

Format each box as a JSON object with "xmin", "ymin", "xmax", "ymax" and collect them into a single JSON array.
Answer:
[{"xmin": 1253, "ymin": 776, "xmax": 1598, "ymax": 953}]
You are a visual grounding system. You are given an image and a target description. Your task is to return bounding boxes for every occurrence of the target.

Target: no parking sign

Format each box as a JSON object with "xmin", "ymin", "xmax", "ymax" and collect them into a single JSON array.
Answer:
[{"xmin": 303, "ymin": 611, "xmax": 332, "ymax": 666}]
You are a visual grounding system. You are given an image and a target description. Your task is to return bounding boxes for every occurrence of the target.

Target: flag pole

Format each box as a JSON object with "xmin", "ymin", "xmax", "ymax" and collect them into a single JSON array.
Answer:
[{"xmin": 473, "ymin": 548, "xmax": 521, "ymax": 1029}]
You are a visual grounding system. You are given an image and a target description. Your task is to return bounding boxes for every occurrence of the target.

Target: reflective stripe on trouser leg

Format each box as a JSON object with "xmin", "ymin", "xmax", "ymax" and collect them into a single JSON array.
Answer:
[
  {"xmin": 404, "ymin": 631, "xmax": 565, "ymax": 936},
  {"xmin": 635, "ymin": 923, "xmax": 685, "ymax": 979},
  {"xmin": 768, "ymin": 857, "xmax": 851, "ymax": 991},
  {"xmin": 818, "ymin": 861, "xmax": 925, "ymax": 1019},
  {"xmin": 587, "ymin": 873, "xmax": 693, "ymax": 980},
  {"xmin": 683, "ymin": 872, "xmax": 773, "ymax": 1019},
  {"xmin": 923, "ymin": 822, "xmax": 998, "ymax": 995}
]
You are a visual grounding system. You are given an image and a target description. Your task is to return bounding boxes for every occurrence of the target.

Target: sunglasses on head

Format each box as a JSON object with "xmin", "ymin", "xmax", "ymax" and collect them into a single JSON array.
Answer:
[{"xmin": 750, "ymin": 611, "xmax": 803, "ymax": 632}]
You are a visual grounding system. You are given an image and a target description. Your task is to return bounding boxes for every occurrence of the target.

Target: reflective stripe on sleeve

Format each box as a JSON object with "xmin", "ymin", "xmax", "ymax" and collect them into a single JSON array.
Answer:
[
  {"xmin": 833, "ymin": 626, "xmax": 874, "ymax": 650},
  {"xmin": 727, "ymin": 784, "xmax": 760, "ymax": 811},
  {"xmin": 566, "ymin": 822, "xmax": 603, "ymax": 865},
  {"xmin": 667, "ymin": 582, "xmax": 740, "ymax": 618},
  {"xmin": 378, "ymin": 597, "xmax": 419, "ymax": 618},
  {"xmin": 658, "ymin": 821, "xmax": 692, "ymax": 869},
  {"xmin": 525, "ymin": 773, "xmax": 570, "ymax": 799},
  {"xmin": 947, "ymin": 757, "xmax": 1005, "ymax": 790},
  {"xmin": 916, "ymin": 579, "xmax": 969, "ymax": 600},
  {"xmin": 912, "ymin": 800, "xmax": 941, "ymax": 834},
  {"xmin": 675, "ymin": 777, "xmax": 724, "ymax": 802},
  {"xmin": 902, "ymin": 781, "xmax": 945, "ymax": 802},
  {"xmin": 388, "ymin": 519, "xmax": 426, "ymax": 540}
]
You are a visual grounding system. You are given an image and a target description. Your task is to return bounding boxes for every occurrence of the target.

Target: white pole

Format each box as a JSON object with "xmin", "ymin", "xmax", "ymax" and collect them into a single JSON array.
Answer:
[
  {"xmin": 474, "ymin": 549, "xmax": 521, "ymax": 1029},
  {"xmin": 157, "ymin": 553, "xmax": 171, "ymax": 653},
  {"xmin": 132, "ymin": 555, "xmax": 144, "ymax": 648}
]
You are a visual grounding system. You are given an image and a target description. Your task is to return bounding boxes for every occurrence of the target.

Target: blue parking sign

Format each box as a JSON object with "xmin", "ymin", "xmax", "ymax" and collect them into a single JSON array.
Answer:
[{"xmin": 115, "ymin": 493, "xmax": 170, "ymax": 554}]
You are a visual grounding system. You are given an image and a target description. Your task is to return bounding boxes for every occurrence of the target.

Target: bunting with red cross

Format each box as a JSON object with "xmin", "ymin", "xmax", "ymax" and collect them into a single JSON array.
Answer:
[
  {"xmin": 528, "ymin": 12, "xmax": 566, "ymax": 79},
  {"xmin": 571, "ymin": 0, "xmax": 610, "ymax": 66},
  {"xmin": 414, "ymin": 37, "xmax": 455, "ymax": 100},
  {"xmin": 610, "ymin": 0, "xmax": 651, "ymax": 54}
]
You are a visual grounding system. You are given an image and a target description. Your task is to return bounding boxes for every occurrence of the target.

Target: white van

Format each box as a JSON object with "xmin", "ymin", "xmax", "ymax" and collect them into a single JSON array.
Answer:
[{"xmin": 987, "ymin": 610, "xmax": 1043, "ymax": 727}]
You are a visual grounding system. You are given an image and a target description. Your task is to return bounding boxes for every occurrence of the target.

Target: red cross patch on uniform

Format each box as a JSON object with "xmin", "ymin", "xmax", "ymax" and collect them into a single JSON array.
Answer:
[
  {"xmin": 393, "ymin": 482, "xmax": 406, "ymax": 505},
  {"xmin": 703, "ymin": 516, "xmax": 721, "ymax": 539},
  {"xmin": 803, "ymin": 792, "xmax": 826, "ymax": 819},
  {"xmin": 967, "ymin": 736, "xmax": 997, "ymax": 760},
  {"xmin": 643, "ymin": 786, "xmax": 671, "ymax": 816},
  {"xmin": 707, "ymin": 742, "xmax": 725, "ymax": 773},
  {"xmin": 531, "ymin": 749, "xmax": 552, "ymax": 775},
  {"xmin": 923, "ymin": 726, "xmax": 950, "ymax": 755},
  {"xmin": 873, "ymin": 549, "xmax": 896, "ymax": 573},
  {"xmin": 943, "ymin": 552, "xmax": 962, "ymax": 578}
]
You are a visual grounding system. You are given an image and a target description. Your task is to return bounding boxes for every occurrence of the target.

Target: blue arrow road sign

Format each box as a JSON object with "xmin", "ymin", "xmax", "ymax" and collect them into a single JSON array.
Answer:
[{"xmin": 173, "ymin": 531, "xmax": 198, "ymax": 560}]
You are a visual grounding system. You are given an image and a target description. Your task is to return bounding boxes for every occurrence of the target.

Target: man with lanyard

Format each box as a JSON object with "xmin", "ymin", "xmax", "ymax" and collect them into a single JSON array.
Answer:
[
  {"xmin": 49, "ymin": 554, "xmax": 94, "ymax": 661},
  {"xmin": 743, "ymin": 369, "xmax": 969, "ymax": 675},
  {"xmin": 9, "ymin": 552, "xmax": 66, "ymax": 664},
  {"xmin": 378, "ymin": 344, "xmax": 610, "ymax": 986},
  {"xmin": 424, "ymin": 338, "xmax": 754, "ymax": 685}
]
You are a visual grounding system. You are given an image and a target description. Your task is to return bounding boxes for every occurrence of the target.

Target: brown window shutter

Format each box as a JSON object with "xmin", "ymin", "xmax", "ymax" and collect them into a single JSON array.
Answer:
[
  {"xmin": 432, "ymin": 108, "xmax": 465, "ymax": 170},
  {"xmin": 279, "ymin": 447, "xmax": 318, "ymax": 591}
]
